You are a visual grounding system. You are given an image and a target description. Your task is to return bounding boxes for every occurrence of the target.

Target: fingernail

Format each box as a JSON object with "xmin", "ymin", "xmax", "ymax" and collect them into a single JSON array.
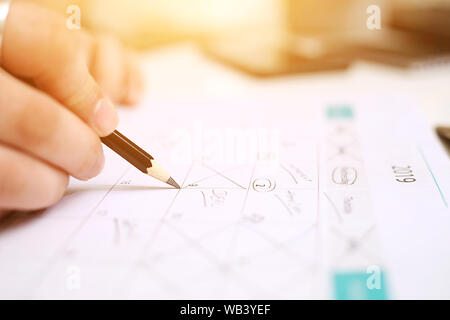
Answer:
[{"xmin": 92, "ymin": 99, "xmax": 119, "ymax": 136}]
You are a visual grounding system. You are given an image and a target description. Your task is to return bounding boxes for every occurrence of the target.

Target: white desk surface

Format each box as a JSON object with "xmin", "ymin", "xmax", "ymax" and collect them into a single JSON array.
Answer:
[
  {"xmin": 136, "ymin": 43, "xmax": 450, "ymax": 158},
  {"xmin": 140, "ymin": 44, "xmax": 450, "ymax": 129}
]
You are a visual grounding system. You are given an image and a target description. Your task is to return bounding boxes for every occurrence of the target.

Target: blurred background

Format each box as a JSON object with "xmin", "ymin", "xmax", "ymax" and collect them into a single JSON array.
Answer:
[
  {"xmin": 33, "ymin": 0, "xmax": 450, "ymax": 68},
  {"xmin": 29, "ymin": 0, "xmax": 450, "ymax": 147}
]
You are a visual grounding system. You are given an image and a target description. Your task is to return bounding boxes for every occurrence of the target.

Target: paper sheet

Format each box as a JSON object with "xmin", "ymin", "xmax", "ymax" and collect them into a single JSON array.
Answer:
[{"xmin": 0, "ymin": 94, "xmax": 449, "ymax": 299}]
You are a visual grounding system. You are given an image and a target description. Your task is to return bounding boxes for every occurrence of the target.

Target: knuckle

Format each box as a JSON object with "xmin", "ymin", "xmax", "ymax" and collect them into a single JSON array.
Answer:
[
  {"xmin": 0, "ymin": 155, "xmax": 25, "ymax": 202},
  {"xmin": 65, "ymin": 75, "xmax": 102, "ymax": 117},
  {"xmin": 48, "ymin": 15, "xmax": 80, "ymax": 62},
  {"xmin": 42, "ymin": 172, "xmax": 69, "ymax": 208},
  {"xmin": 14, "ymin": 97, "xmax": 59, "ymax": 148},
  {"xmin": 0, "ymin": 148, "xmax": 68, "ymax": 210},
  {"xmin": 98, "ymin": 34, "xmax": 121, "ymax": 48}
]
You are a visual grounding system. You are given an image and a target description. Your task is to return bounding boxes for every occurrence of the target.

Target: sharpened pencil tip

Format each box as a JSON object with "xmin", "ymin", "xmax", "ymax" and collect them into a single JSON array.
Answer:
[{"xmin": 166, "ymin": 177, "xmax": 181, "ymax": 189}]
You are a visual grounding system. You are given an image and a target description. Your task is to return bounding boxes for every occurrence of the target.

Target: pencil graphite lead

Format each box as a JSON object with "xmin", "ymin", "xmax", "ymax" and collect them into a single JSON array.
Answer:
[{"xmin": 166, "ymin": 177, "xmax": 181, "ymax": 189}]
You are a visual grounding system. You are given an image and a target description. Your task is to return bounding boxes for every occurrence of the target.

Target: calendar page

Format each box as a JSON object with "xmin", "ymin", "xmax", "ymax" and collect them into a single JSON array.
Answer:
[{"xmin": 1, "ymin": 94, "xmax": 449, "ymax": 299}]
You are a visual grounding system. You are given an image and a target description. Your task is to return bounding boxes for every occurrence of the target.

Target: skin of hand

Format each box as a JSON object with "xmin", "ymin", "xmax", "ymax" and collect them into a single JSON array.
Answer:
[{"xmin": 0, "ymin": 1, "xmax": 144, "ymax": 212}]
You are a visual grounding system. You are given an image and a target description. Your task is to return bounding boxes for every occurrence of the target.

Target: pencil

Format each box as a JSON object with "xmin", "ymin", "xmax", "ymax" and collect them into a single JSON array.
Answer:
[
  {"xmin": 100, "ymin": 130, "xmax": 180, "ymax": 189},
  {"xmin": 437, "ymin": 126, "xmax": 450, "ymax": 142}
]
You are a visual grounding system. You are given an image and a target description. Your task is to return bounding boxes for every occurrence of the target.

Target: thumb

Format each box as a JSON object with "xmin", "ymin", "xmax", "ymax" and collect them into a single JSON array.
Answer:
[{"xmin": 1, "ymin": 1, "xmax": 118, "ymax": 137}]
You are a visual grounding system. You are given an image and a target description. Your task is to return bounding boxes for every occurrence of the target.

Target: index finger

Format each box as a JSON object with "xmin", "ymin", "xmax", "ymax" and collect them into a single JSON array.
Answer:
[
  {"xmin": 2, "ymin": 1, "xmax": 118, "ymax": 137},
  {"xmin": 0, "ymin": 69, "xmax": 104, "ymax": 180}
]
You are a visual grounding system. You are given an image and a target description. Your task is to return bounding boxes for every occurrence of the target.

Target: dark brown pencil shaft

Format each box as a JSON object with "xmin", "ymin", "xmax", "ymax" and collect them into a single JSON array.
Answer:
[{"xmin": 101, "ymin": 130, "xmax": 153, "ymax": 173}]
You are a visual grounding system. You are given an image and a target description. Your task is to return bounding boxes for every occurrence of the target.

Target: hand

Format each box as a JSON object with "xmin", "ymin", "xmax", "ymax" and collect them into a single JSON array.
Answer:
[{"xmin": 0, "ymin": 1, "xmax": 143, "ymax": 212}]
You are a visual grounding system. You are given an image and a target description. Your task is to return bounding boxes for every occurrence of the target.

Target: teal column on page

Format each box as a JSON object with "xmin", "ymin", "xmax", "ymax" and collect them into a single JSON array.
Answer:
[
  {"xmin": 326, "ymin": 105, "xmax": 354, "ymax": 119},
  {"xmin": 333, "ymin": 271, "xmax": 388, "ymax": 300}
]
